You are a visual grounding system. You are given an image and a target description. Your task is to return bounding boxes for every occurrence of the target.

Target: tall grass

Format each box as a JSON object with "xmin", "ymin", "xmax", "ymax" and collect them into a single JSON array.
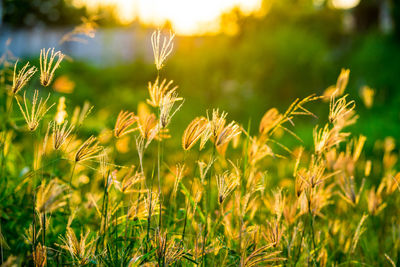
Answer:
[{"xmin": 0, "ymin": 29, "xmax": 399, "ymax": 267}]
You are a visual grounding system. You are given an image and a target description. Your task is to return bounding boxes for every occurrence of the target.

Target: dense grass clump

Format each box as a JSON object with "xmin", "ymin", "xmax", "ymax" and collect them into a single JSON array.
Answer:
[{"xmin": 0, "ymin": 30, "xmax": 399, "ymax": 267}]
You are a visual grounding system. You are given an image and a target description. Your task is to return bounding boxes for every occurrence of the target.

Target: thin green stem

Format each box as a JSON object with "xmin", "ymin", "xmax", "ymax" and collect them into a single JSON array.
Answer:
[
  {"xmin": 202, "ymin": 144, "xmax": 216, "ymax": 267},
  {"xmin": 67, "ymin": 161, "xmax": 77, "ymax": 215}
]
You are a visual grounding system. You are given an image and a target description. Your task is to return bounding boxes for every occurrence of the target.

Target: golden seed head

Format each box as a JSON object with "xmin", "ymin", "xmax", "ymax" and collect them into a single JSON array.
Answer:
[
  {"xmin": 323, "ymin": 68, "xmax": 350, "ymax": 99},
  {"xmin": 182, "ymin": 116, "xmax": 208, "ymax": 150},
  {"xmin": 147, "ymin": 78, "xmax": 178, "ymax": 107},
  {"xmin": 214, "ymin": 121, "xmax": 241, "ymax": 148},
  {"xmin": 216, "ymin": 163, "xmax": 240, "ymax": 204},
  {"xmin": 16, "ymin": 90, "xmax": 55, "ymax": 131},
  {"xmin": 336, "ymin": 68, "xmax": 350, "ymax": 96},
  {"xmin": 36, "ymin": 179, "xmax": 67, "ymax": 214},
  {"xmin": 138, "ymin": 112, "xmax": 159, "ymax": 143},
  {"xmin": 248, "ymin": 137, "xmax": 274, "ymax": 165},
  {"xmin": 259, "ymin": 108, "xmax": 282, "ymax": 136},
  {"xmin": 209, "ymin": 109, "xmax": 227, "ymax": 138},
  {"xmin": 33, "ymin": 243, "xmax": 47, "ymax": 267},
  {"xmin": 159, "ymin": 89, "xmax": 183, "ymax": 129},
  {"xmin": 113, "ymin": 166, "xmax": 144, "ymax": 194},
  {"xmin": 59, "ymin": 15, "xmax": 99, "ymax": 44},
  {"xmin": 58, "ymin": 227, "xmax": 96, "ymax": 266},
  {"xmin": 264, "ymin": 220, "xmax": 282, "ymax": 247},
  {"xmin": 71, "ymin": 101, "xmax": 93, "ymax": 126},
  {"xmin": 40, "ymin": 48, "xmax": 65, "ymax": 87},
  {"xmin": 151, "ymin": 29, "xmax": 175, "ymax": 70},
  {"xmin": 329, "ymin": 94, "xmax": 355, "ymax": 126},
  {"xmin": 367, "ymin": 186, "xmax": 386, "ymax": 216},
  {"xmin": 272, "ymin": 189, "xmax": 285, "ymax": 222},
  {"xmin": 351, "ymin": 214, "xmax": 368, "ymax": 253},
  {"xmin": 128, "ymin": 191, "xmax": 160, "ymax": 220},
  {"xmin": 172, "ymin": 163, "xmax": 186, "ymax": 197},
  {"xmin": 74, "ymin": 135, "xmax": 102, "ymax": 162},
  {"xmin": 114, "ymin": 110, "xmax": 139, "ymax": 138},
  {"xmin": 11, "ymin": 60, "xmax": 37, "ymax": 94},
  {"xmin": 295, "ymin": 169, "xmax": 307, "ymax": 197},
  {"xmin": 52, "ymin": 120, "xmax": 74, "ymax": 150}
]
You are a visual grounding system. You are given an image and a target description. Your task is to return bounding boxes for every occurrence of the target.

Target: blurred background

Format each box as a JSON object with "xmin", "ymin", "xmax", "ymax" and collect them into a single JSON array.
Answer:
[{"xmin": 0, "ymin": 0, "xmax": 399, "ymax": 152}]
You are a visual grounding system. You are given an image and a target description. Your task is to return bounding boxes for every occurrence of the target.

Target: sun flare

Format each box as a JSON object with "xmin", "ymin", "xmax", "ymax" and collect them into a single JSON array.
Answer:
[
  {"xmin": 72, "ymin": 0, "xmax": 263, "ymax": 35},
  {"xmin": 332, "ymin": 0, "xmax": 360, "ymax": 9}
]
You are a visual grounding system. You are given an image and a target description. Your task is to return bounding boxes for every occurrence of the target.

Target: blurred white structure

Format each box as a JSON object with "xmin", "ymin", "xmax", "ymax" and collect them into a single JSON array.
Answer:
[{"xmin": 0, "ymin": 26, "xmax": 155, "ymax": 64}]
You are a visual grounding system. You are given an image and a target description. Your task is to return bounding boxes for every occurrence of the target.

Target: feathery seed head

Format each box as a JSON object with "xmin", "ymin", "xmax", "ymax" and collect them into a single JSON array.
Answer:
[
  {"xmin": 33, "ymin": 243, "xmax": 47, "ymax": 267},
  {"xmin": 215, "ymin": 121, "xmax": 241, "ymax": 148},
  {"xmin": 336, "ymin": 68, "xmax": 350, "ymax": 96},
  {"xmin": 208, "ymin": 109, "xmax": 241, "ymax": 148},
  {"xmin": 36, "ymin": 179, "xmax": 67, "ymax": 214},
  {"xmin": 128, "ymin": 191, "xmax": 159, "ymax": 220},
  {"xmin": 259, "ymin": 108, "xmax": 282, "ymax": 136},
  {"xmin": 74, "ymin": 136, "xmax": 102, "ymax": 163},
  {"xmin": 16, "ymin": 90, "xmax": 55, "ymax": 131},
  {"xmin": 11, "ymin": 60, "xmax": 37, "ymax": 94},
  {"xmin": 329, "ymin": 94, "xmax": 355, "ymax": 125},
  {"xmin": 118, "ymin": 166, "xmax": 144, "ymax": 194},
  {"xmin": 264, "ymin": 220, "xmax": 282, "ymax": 247},
  {"xmin": 58, "ymin": 227, "xmax": 96, "ymax": 266},
  {"xmin": 40, "ymin": 48, "xmax": 65, "ymax": 87},
  {"xmin": 323, "ymin": 68, "xmax": 350, "ymax": 99},
  {"xmin": 147, "ymin": 78, "xmax": 178, "ymax": 107},
  {"xmin": 172, "ymin": 164, "xmax": 186, "ymax": 197},
  {"xmin": 52, "ymin": 120, "xmax": 74, "ymax": 150},
  {"xmin": 182, "ymin": 116, "xmax": 208, "ymax": 150},
  {"xmin": 114, "ymin": 110, "xmax": 139, "ymax": 138},
  {"xmin": 71, "ymin": 101, "xmax": 93, "ymax": 126},
  {"xmin": 151, "ymin": 30, "xmax": 175, "ymax": 70},
  {"xmin": 216, "ymin": 164, "xmax": 240, "ymax": 204},
  {"xmin": 367, "ymin": 186, "xmax": 386, "ymax": 216},
  {"xmin": 159, "ymin": 89, "xmax": 183, "ymax": 129},
  {"xmin": 272, "ymin": 189, "xmax": 285, "ymax": 222},
  {"xmin": 209, "ymin": 109, "xmax": 227, "ymax": 138}
]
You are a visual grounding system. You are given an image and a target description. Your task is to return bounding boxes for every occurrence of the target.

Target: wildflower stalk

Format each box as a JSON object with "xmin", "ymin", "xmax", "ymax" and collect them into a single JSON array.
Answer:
[
  {"xmin": 114, "ymin": 210, "xmax": 118, "ymax": 263},
  {"xmin": 0, "ymin": 95, "xmax": 14, "ymax": 185},
  {"xmin": 67, "ymin": 161, "xmax": 77, "ymax": 214},
  {"xmin": 181, "ymin": 149, "xmax": 201, "ymax": 244},
  {"xmin": 146, "ymin": 167, "xmax": 156, "ymax": 252},
  {"xmin": 239, "ymin": 119, "xmax": 251, "ymax": 258},
  {"xmin": 294, "ymin": 220, "xmax": 306, "ymax": 265},
  {"xmin": 32, "ymin": 191, "xmax": 37, "ymax": 260},
  {"xmin": 133, "ymin": 137, "xmax": 147, "ymax": 243},
  {"xmin": 31, "ymin": 130, "xmax": 39, "ymax": 257},
  {"xmin": 0, "ymin": 220, "xmax": 2, "ymax": 264},
  {"xmin": 96, "ymin": 170, "xmax": 110, "ymax": 254},
  {"xmin": 157, "ymin": 137, "xmax": 163, "ymax": 232},
  {"xmin": 202, "ymin": 143, "xmax": 216, "ymax": 267},
  {"xmin": 306, "ymin": 192, "xmax": 318, "ymax": 266},
  {"xmin": 42, "ymin": 213, "xmax": 46, "ymax": 248}
]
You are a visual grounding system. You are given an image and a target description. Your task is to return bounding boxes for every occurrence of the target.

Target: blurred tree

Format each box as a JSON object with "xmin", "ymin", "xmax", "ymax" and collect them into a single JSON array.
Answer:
[
  {"xmin": 353, "ymin": 0, "xmax": 394, "ymax": 34},
  {"xmin": 392, "ymin": 0, "xmax": 400, "ymax": 38},
  {"xmin": 2, "ymin": 0, "xmax": 87, "ymax": 27}
]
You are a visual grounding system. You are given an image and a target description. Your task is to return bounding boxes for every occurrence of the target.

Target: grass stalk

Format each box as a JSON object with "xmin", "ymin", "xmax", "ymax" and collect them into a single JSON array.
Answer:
[{"xmin": 202, "ymin": 144, "xmax": 216, "ymax": 267}]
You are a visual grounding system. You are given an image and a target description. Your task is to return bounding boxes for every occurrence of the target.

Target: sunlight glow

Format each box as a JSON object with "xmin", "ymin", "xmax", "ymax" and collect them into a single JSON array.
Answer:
[
  {"xmin": 72, "ymin": 0, "xmax": 263, "ymax": 35},
  {"xmin": 332, "ymin": 0, "xmax": 360, "ymax": 9}
]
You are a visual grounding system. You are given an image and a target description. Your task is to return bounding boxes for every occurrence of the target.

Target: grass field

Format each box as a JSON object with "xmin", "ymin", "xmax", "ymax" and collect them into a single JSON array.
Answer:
[{"xmin": 0, "ymin": 28, "xmax": 400, "ymax": 266}]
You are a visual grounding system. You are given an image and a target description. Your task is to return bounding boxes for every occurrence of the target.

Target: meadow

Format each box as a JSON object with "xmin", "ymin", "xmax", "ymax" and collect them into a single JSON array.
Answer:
[{"xmin": 0, "ymin": 28, "xmax": 400, "ymax": 267}]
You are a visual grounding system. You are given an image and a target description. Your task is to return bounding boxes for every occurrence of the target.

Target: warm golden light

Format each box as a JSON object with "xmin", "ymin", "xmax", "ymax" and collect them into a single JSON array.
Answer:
[
  {"xmin": 332, "ymin": 0, "xmax": 360, "ymax": 9},
  {"xmin": 72, "ymin": 0, "xmax": 262, "ymax": 35}
]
